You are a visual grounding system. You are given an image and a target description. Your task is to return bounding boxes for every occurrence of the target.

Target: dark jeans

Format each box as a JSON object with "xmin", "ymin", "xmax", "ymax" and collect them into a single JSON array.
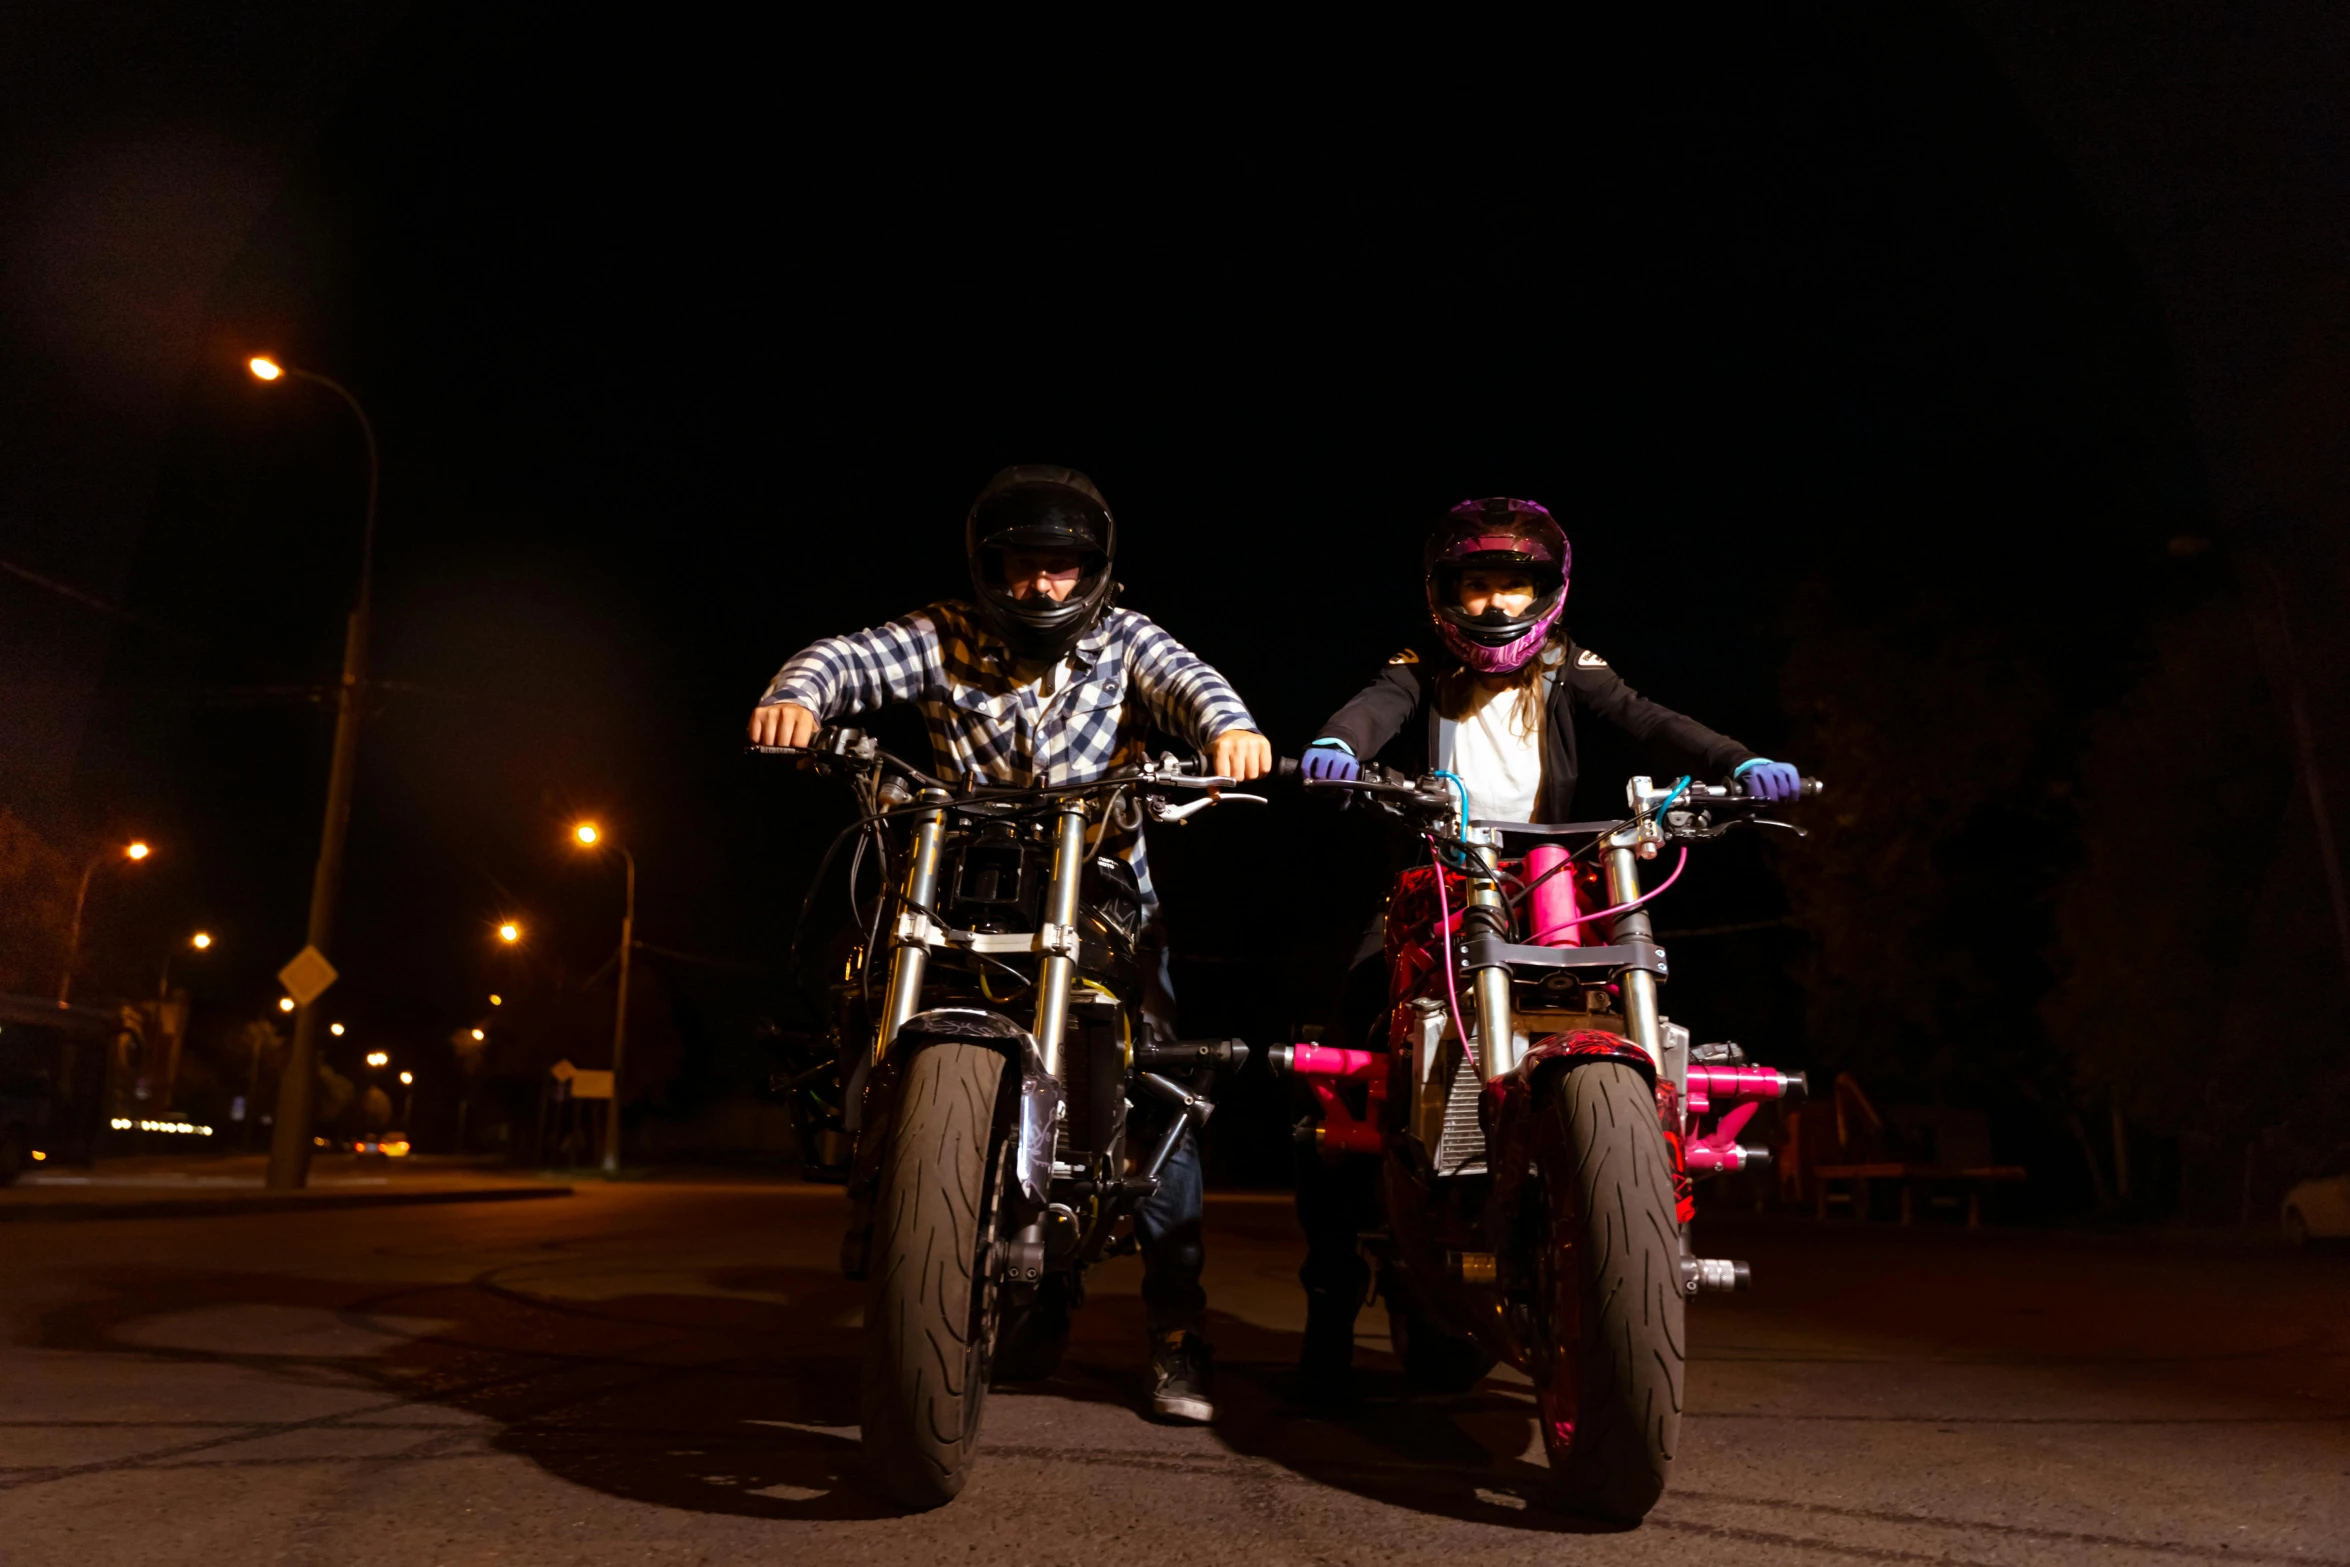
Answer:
[{"xmin": 1136, "ymin": 1128, "xmax": 1205, "ymax": 1339}]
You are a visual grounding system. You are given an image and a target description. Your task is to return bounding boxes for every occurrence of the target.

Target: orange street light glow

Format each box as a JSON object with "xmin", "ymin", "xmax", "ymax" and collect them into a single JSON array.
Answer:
[
  {"xmin": 498, "ymin": 921, "xmax": 521, "ymax": 943},
  {"xmin": 278, "ymin": 997, "xmax": 296, "ymax": 1013},
  {"xmin": 488, "ymin": 994, "xmax": 503, "ymax": 1006},
  {"xmin": 470, "ymin": 1028, "xmax": 485, "ymax": 1041},
  {"xmin": 365, "ymin": 1050, "xmax": 389, "ymax": 1068},
  {"xmin": 398, "ymin": 1071, "xmax": 413, "ymax": 1085},
  {"xmin": 191, "ymin": 932, "xmax": 212, "ymax": 950},
  {"xmin": 573, "ymin": 823, "xmax": 600, "ymax": 847},
  {"xmin": 329, "ymin": 1022, "xmax": 345, "ymax": 1037},
  {"xmin": 125, "ymin": 841, "xmax": 150, "ymax": 861},
  {"xmin": 248, "ymin": 355, "xmax": 283, "ymax": 381}
]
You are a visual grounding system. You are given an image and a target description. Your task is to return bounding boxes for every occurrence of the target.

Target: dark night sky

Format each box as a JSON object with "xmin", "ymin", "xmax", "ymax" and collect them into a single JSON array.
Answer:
[{"xmin": 6, "ymin": 6, "xmax": 2340, "ymax": 1190}]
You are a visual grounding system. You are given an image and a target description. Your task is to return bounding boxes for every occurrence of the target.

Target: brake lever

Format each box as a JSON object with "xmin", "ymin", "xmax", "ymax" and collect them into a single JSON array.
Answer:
[{"xmin": 1153, "ymin": 792, "xmax": 1269, "ymax": 824}]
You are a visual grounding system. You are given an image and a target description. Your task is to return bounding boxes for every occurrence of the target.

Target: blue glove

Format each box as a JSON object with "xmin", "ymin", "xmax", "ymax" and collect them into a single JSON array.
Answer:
[
  {"xmin": 1301, "ymin": 741, "xmax": 1360, "ymax": 783},
  {"xmin": 1735, "ymin": 758, "xmax": 1801, "ymax": 803}
]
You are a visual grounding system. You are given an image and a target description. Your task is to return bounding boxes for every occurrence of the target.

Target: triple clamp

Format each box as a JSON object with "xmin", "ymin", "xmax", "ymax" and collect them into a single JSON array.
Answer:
[{"xmin": 892, "ymin": 910, "xmax": 943, "ymax": 949}]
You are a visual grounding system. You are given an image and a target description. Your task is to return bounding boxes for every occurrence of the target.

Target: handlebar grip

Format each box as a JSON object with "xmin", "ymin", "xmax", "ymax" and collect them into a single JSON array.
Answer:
[
  {"xmin": 1274, "ymin": 756, "xmax": 1302, "ymax": 781},
  {"xmin": 1800, "ymin": 777, "xmax": 1826, "ymax": 798}
]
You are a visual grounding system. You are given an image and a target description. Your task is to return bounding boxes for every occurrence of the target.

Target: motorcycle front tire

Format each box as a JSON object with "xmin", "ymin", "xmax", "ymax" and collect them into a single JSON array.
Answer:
[
  {"xmin": 1535, "ymin": 1060, "xmax": 1686, "ymax": 1524},
  {"xmin": 859, "ymin": 1042, "xmax": 1007, "ymax": 1509}
]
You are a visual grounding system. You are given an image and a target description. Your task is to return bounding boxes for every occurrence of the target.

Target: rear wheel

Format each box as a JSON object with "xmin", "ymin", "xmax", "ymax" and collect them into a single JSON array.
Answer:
[
  {"xmin": 1531, "ymin": 1061, "xmax": 1685, "ymax": 1523},
  {"xmin": 859, "ymin": 1043, "xmax": 1008, "ymax": 1509}
]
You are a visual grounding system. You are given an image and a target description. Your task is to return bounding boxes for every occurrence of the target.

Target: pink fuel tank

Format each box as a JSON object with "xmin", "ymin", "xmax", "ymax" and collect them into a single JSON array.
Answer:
[{"xmin": 1528, "ymin": 843, "xmax": 1581, "ymax": 946}]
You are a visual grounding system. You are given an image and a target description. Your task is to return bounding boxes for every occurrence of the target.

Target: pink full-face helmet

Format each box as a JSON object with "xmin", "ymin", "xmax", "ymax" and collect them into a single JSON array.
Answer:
[{"xmin": 1423, "ymin": 497, "xmax": 1571, "ymax": 673}]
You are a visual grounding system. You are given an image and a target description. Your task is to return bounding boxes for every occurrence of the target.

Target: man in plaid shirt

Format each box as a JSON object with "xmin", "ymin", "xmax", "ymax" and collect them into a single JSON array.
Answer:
[{"xmin": 750, "ymin": 465, "xmax": 1269, "ymax": 1424}]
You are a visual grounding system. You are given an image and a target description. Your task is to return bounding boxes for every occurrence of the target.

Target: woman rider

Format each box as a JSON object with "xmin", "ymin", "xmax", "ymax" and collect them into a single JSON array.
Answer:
[{"xmin": 1289, "ymin": 496, "xmax": 1802, "ymax": 1400}]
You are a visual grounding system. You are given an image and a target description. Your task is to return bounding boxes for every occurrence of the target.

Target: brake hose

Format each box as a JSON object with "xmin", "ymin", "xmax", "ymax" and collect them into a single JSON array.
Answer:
[{"xmin": 1427, "ymin": 838, "xmax": 1471, "ymax": 1066}]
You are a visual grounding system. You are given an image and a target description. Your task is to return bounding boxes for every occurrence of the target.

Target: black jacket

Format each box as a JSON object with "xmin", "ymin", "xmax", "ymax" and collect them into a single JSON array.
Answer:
[{"xmin": 1313, "ymin": 638, "xmax": 1757, "ymax": 823}]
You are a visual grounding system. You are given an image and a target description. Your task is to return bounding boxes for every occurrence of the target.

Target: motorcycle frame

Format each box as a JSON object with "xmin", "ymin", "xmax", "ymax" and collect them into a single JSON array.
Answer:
[
  {"xmin": 1292, "ymin": 774, "xmax": 1804, "ymax": 1372},
  {"xmin": 844, "ymin": 772, "xmax": 1233, "ymax": 1292}
]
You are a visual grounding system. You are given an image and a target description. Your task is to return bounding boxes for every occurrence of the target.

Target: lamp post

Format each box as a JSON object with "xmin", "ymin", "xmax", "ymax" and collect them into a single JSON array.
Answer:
[
  {"xmin": 159, "ymin": 929, "xmax": 213, "ymax": 1000},
  {"xmin": 249, "ymin": 354, "xmax": 380, "ymax": 1192},
  {"xmin": 571, "ymin": 821, "xmax": 634, "ymax": 1175},
  {"xmin": 57, "ymin": 841, "xmax": 150, "ymax": 1007}
]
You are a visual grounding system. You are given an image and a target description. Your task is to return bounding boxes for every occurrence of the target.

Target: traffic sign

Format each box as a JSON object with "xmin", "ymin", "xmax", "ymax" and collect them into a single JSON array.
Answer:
[
  {"xmin": 276, "ymin": 946, "xmax": 339, "ymax": 1007},
  {"xmin": 568, "ymin": 1070, "xmax": 614, "ymax": 1099},
  {"xmin": 549, "ymin": 1058, "xmax": 576, "ymax": 1082}
]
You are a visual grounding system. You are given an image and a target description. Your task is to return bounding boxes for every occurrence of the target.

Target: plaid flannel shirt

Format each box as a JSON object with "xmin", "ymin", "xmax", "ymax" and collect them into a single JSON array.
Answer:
[{"xmin": 758, "ymin": 600, "xmax": 1259, "ymax": 908}]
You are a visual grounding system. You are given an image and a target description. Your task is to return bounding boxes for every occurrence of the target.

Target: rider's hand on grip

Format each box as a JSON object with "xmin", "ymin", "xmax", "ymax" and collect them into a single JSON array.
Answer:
[
  {"xmin": 1299, "ymin": 743, "xmax": 1360, "ymax": 784},
  {"xmin": 1732, "ymin": 758, "xmax": 1803, "ymax": 803},
  {"xmin": 748, "ymin": 700, "xmax": 819, "ymax": 750}
]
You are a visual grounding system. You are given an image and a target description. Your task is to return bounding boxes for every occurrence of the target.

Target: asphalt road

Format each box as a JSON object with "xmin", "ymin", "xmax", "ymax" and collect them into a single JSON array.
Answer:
[{"xmin": 2, "ymin": 1181, "xmax": 2344, "ymax": 1566}]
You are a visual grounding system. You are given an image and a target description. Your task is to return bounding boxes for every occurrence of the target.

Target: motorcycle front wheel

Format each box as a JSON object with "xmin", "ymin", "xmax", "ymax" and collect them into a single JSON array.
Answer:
[
  {"xmin": 859, "ymin": 1042, "xmax": 1008, "ymax": 1509},
  {"xmin": 1531, "ymin": 1060, "xmax": 1686, "ymax": 1523}
]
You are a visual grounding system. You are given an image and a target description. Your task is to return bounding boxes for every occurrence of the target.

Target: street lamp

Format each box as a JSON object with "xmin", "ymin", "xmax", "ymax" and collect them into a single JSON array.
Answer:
[
  {"xmin": 329, "ymin": 1022, "xmax": 345, "ymax": 1037},
  {"xmin": 498, "ymin": 921, "xmax": 522, "ymax": 944},
  {"xmin": 570, "ymin": 820, "xmax": 635, "ymax": 1175},
  {"xmin": 158, "ymin": 928, "xmax": 214, "ymax": 999},
  {"xmin": 278, "ymin": 997, "xmax": 296, "ymax": 1013},
  {"xmin": 365, "ymin": 1050, "xmax": 389, "ymax": 1069},
  {"xmin": 58, "ymin": 840, "xmax": 153, "ymax": 1007},
  {"xmin": 250, "ymin": 351, "xmax": 381, "ymax": 1194}
]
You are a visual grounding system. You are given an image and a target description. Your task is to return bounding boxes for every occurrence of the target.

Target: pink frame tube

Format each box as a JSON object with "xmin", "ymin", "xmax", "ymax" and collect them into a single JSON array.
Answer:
[{"xmin": 1527, "ymin": 844, "xmax": 1581, "ymax": 947}]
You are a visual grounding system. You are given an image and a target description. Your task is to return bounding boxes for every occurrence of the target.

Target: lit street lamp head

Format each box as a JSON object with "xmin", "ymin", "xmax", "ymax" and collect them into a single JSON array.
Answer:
[
  {"xmin": 470, "ymin": 1028, "xmax": 485, "ymax": 1041},
  {"xmin": 191, "ymin": 932, "xmax": 212, "ymax": 950},
  {"xmin": 573, "ymin": 823, "xmax": 600, "ymax": 847},
  {"xmin": 365, "ymin": 1051, "xmax": 389, "ymax": 1068},
  {"xmin": 498, "ymin": 921, "xmax": 521, "ymax": 944},
  {"xmin": 399, "ymin": 1071, "xmax": 413, "ymax": 1085},
  {"xmin": 124, "ymin": 841, "xmax": 150, "ymax": 861},
  {"xmin": 278, "ymin": 997, "xmax": 295, "ymax": 1013},
  {"xmin": 329, "ymin": 1023, "xmax": 345, "ymax": 1037},
  {"xmin": 248, "ymin": 355, "xmax": 284, "ymax": 382}
]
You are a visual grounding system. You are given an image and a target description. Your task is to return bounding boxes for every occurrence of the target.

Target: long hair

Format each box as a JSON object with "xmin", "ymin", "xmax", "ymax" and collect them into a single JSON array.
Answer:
[{"xmin": 1433, "ymin": 620, "xmax": 1568, "ymax": 738}]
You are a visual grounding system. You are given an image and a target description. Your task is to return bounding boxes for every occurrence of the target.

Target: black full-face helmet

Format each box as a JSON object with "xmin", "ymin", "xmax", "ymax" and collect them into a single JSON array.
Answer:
[{"xmin": 964, "ymin": 464, "xmax": 1118, "ymax": 660}]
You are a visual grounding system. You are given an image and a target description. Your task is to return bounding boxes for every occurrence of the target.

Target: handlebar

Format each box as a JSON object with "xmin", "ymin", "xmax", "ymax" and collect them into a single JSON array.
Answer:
[{"xmin": 751, "ymin": 728, "xmax": 1281, "ymax": 816}]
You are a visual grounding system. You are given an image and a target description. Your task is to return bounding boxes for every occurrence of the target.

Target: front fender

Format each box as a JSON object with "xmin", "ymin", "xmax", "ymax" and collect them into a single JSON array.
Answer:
[
  {"xmin": 891, "ymin": 1007, "xmax": 1060, "ymax": 1223},
  {"xmin": 1480, "ymin": 1029, "xmax": 1664, "ymax": 1214}
]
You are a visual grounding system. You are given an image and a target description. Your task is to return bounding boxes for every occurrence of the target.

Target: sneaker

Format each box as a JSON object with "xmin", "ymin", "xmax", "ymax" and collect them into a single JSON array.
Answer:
[{"xmin": 1149, "ymin": 1331, "xmax": 1215, "ymax": 1424}]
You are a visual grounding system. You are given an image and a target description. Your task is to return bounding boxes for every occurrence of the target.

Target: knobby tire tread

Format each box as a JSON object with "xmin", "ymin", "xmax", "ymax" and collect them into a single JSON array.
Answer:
[{"xmin": 860, "ymin": 1042, "xmax": 1005, "ymax": 1509}]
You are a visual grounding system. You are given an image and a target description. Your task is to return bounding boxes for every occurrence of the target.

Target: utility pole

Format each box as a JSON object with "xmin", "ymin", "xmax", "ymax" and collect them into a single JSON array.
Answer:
[
  {"xmin": 608, "ymin": 847, "xmax": 635, "ymax": 1176},
  {"xmin": 250, "ymin": 358, "xmax": 379, "ymax": 1191}
]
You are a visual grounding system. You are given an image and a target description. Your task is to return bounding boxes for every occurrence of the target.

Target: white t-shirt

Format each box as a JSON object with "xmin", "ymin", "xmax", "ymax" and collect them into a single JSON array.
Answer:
[{"xmin": 1452, "ymin": 683, "xmax": 1542, "ymax": 823}]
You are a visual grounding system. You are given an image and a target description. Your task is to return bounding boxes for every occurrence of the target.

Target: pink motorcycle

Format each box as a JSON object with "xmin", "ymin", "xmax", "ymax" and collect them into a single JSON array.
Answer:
[{"xmin": 1273, "ymin": 768, "xmax": 1816, "ymax": 1522}]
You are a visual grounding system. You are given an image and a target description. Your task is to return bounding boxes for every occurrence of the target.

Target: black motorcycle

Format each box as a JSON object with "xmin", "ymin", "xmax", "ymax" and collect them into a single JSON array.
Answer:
[{"xmin": 758, "ymin": 729, "xmax": 1261, "ymax": 1509}]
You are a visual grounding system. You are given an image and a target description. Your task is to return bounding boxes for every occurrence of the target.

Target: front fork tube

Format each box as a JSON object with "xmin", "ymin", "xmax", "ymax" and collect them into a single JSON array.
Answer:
[
  {"xmin": 844, "ymin": 788, "xmax": 951, "ymax": 1136},
  {"xmin": 1011, "ymin": 803, "xmax": 1090, "ymax": 1271},
  {"xmin": 1603, "ymin": 844, "xmax": 1662, "ymax": 1071},
  {"xmin": 1464, "ymin": 830, "xmax": 1517, "ymax": 1082},
  {"xmin": 874, "ymin": 788, "xmax": 952, "ymax": 1067},
  {"xmin": 1606, "ymin": 839, "xmax": 1693, "ymax": 1271}
]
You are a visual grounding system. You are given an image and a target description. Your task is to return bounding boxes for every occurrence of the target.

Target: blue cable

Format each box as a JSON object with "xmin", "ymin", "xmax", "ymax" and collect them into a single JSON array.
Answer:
[
  {"xmin": 1651, "ymin": 775, "xmax": 1692, "ymax": 820},
  {"xmin": 1431, "ymin": 769, "xmax": 1471, "ymax": 836}
]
